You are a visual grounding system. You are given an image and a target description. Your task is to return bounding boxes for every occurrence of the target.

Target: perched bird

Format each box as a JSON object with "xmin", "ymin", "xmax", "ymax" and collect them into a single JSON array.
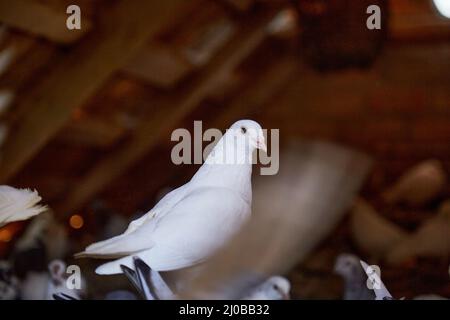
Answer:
[
  {"xmin": 76, "ymin": 120, "xmax": 267, "ymax": 275},
  {"xmin": 359, "ymin": 260, "xmax": 393, "ymax": 300},
  {"xmin": 350, "ymin": 199, "xmax": 409, "ymax": 259},
  {"xmin": 121, "ymin": 257, "xmax": 289, "ymax": 300},
  {"xmin": 334, "ymin": 254, "xmax": 375, "ymax": 300},
  {"xmin": 0, "ymin": 186, "xmax": 47, "ymax": 227},
  {"xmin": 382, "ymin": 160, "xmax": 446, "ymax": 207},
  {"xmin": 242, "ymin": 276, "xmax": 290, "ymax": 300}
]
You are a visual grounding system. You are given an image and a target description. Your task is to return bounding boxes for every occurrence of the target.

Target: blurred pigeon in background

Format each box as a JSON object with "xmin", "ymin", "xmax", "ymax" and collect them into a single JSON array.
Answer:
[
  {"xmin": 382, "ymin": 159, "xmax": 446, "ymax": 206},
  {"xmin": 76, "ymin": 120, "xmax": 267, "ymax": 275},
  {"xmin": 21, "ymin": 259, "xmax": 85, "ymax": 300},
  {"xmin": 242, "ymin": 276, "xmax": 291, "ymax": 300},
  {"xmin": 47, "ymin": 260, "xmax": 86, "ymax": 300},
  {"xmin": 120, "ymin": 257, "xmax": 289, "ymax": 300},
  {"xmin": 0, "ymin": 186, "xmax": 47, "ymax": 227},
  {"xmin": 13, "ymin": 211, "xmax": 69, "ymax": 261},
  {"xmin": 0, "ymin": 261, "xmax": 19, "ymax": 300},
  {"xmin": 334, "ymin": 253, "xmax": 375, "ymax": 300}
]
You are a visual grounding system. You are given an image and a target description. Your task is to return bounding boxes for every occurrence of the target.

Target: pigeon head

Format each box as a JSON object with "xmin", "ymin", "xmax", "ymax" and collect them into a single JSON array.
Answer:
[
  {"xmin": 229, "ymin": 120, "xmax": 267, "ymax": 153},
  {"xmin": 205, "ymin": 120, "xmax": 266, "ymax": 166},
  {"xmin": 264, "ymin": 276, "xmax": 291, "ymax": 300},
  {"xmin": 334, "ymin": 253, "xmax": 361, "ymax": 278}
]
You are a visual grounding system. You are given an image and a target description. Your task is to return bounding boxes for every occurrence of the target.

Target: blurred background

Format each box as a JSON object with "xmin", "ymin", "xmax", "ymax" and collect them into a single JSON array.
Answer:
[{"xmin": 0, "ymin": 0, "xmax": 449, "ymax": 299}]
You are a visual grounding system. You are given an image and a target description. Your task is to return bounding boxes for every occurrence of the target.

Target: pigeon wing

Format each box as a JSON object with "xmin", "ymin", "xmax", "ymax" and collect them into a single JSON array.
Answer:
[
  {"xmin": 75, "ymin": 183, "xmax": 189, "ymax": 258},
  {"xmin": 95, "ymin": 186, "xmax": 250, "ymax": 274}
]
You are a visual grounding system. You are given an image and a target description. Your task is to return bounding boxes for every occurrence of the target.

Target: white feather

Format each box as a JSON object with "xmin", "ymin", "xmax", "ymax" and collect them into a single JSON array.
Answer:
[{"xmin": 0, "ymin": 186, "xmax": 47, "ymax": 227}]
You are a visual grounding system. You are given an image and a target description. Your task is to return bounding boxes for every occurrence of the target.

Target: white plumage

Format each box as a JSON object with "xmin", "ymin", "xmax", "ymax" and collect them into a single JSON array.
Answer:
[
  {"xmin": 0, "ymin": 185, "xmax": 47, "ymax": 227},
  {"xmin": 243, "ymin": 276, "xmax": 291, "ymax": 300},
  {"xmin": 76, "ymin": 120, "xmax": 267, "ymax": 275}
]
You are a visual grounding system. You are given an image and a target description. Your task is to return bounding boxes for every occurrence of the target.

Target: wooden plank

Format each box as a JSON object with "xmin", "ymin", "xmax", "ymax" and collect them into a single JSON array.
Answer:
[
  {"xmin": 180, "ymin": 142, "xmax": 372, "ymax": 298},
  {"xmin": 56, "ymin": 118, "xmax": 127, "ymax": 148},
  {"xmin": 58, "ymin": 8, "xmax": 281, "ymax": 215},
  {"xmin": 0, "ymin": 0, "xmax": 92, "ymax": 44},
  {"xmin": 0, "ymin": 0, "xmax": 185, "ymax": 183}
]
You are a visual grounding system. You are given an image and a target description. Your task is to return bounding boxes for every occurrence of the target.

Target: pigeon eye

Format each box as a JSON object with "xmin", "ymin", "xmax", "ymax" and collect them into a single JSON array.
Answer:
[{"xmin": 240, "ymin": 127, "xmax": 247, "ymax": 134}]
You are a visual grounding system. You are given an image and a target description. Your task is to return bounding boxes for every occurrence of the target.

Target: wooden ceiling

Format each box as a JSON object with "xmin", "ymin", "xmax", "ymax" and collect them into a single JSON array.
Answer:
[{"xmin": 0, "ymin": 0, "xmax": 448, "ymax": 219}]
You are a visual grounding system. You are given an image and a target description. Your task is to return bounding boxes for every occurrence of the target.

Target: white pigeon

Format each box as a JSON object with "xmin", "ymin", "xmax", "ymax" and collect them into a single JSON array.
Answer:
[
  {"xmin": 76, "ymin": 120, "xmax": 267, "ymax": 275},
  {"xmin": 243, "ymin": 276, "xmax": 291, "ymax": 300},
  {"xmin": 334, "ymin": 253, "xmax": 375, "ymax": 300},
  {"xmin": 0, "ymin": 185, "xmax": 47, "ymax": 227}
]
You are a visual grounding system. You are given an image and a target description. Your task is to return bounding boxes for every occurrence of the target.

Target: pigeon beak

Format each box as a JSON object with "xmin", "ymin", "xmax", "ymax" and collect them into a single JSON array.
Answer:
[{"xmin": 256, "ymin": 137, "xmax": 267, "ymax": 153}]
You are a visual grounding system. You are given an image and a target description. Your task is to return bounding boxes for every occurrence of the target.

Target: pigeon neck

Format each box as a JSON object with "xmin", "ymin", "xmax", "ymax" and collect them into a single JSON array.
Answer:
[{"xmin": 190, "ymin": 136, "xmax": 254, "ymax": 203}]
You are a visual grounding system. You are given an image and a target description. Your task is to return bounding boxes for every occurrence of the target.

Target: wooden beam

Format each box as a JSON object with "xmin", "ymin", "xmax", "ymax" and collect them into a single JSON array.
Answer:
[
  {"xmin": 56, "ymin": 118, "xmax": 127, "ymax": 148},
  {"xmin": 103, "ymin": 50, "xmax": 298, "ymax": 215},
  {"xmin": 0, "ymin": 0, "xmax": 92, "ymax": 44},
  {"xmin": 213, "ymin": 52, "xmax": 298, "ymax": 127},
  {"xmin": 220, "ymin": 0, "xmax": 255, "ymax": 12},
  {"xmin": 58, "ymin": 8, "xmax": 281, "ymax": 215},
  {"xmin": 0, "ymin": 0, "xmax": 185, "ymax": 183},
  {"xmin": 0, "ymin": 0, "xmax": 196, "ymax": 88},
  {"xmin": 122, "ymin": 44, "xmax": 193, "ymax": 88},
  {"xmin": 389, "ymin": 0, "xmax": 450, "ymax": 42}
]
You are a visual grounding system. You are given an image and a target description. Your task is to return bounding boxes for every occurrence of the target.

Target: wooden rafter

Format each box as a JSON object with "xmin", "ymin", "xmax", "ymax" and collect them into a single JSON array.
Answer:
[
  {"xmin": 0, "ymin": 0, "xmax": 185, "ymax": 183},
  {"xmin": 0, "ymin": 0, "xmax": 197, "ymax": 88},
  {"xmin": 0, "ymin": 0, "xmax": 92, "ymax": 44},
  {"xmin": 56, "ymin": 117, "xmax": 127, "ymax": 148},
  {"xmin": 103, "ymin": 49, "xmax": 298, "ymax": 215},
  {"xmin": 57, "ymin": 7, "xmax": 283, "ymax": 216},
  {"xmin": 219, "ymin": 0, "xmax": 255, "ymax": 12},
  {"xmin": 122, "ymin": 44, "xmax": 193, "ymax": 88}
]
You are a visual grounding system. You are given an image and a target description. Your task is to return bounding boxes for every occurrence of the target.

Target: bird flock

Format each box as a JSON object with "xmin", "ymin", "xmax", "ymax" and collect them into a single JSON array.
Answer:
[{"xmin": 0, "ymin": 120, "xmax": 449, "ymax": 300}]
